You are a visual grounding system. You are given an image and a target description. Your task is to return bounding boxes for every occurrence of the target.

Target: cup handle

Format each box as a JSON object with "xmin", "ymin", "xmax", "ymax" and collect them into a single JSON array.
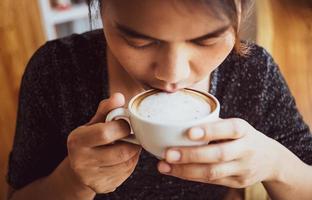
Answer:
[{"xmin": 105, "ymin": 107, "xmax": 140, "ymax": 145}]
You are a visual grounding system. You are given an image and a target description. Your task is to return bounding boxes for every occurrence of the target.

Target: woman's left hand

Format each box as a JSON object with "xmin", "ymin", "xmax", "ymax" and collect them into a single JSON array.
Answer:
[{"xmin": 157, "ymin": 118, "xmax": 285, "ymax": 188}]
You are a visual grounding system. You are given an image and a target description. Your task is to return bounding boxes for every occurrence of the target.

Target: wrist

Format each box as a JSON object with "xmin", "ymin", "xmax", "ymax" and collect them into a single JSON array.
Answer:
[
  {"xmin": 264, "ymin": 139, "xmax": 304, "ymax": 183},
  {"xmin": 50, "ymin": 157, "xmax": 96, "ymax": 199},
  {"xmin": 262, "ymin": 140, "xmax": 312, "ymax": 200}
]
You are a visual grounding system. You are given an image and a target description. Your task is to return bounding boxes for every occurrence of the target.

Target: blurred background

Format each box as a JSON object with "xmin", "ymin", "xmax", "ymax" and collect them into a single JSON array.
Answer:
[{"xmin": 0, "ymin": 0, "xmax": 311, "ymax": 199}]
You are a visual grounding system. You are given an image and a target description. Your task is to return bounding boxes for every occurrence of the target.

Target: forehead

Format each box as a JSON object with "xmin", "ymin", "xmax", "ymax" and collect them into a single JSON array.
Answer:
[{"xmin": 103, "ymin": 0, "xmax": 230, "ymax": 41}]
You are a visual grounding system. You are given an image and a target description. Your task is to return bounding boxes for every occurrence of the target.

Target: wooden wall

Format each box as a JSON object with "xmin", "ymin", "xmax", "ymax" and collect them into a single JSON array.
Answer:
[
  {"xmin": 246, "ymin": 1, "xmax": 312, "ymax": 199},
  {"xmin": 0, "ymin": 1, "xmax": 45, "ymax": 199},
  {"xmin": 257, "ymin": 0, "xmax": 312, "ymax": 127}
]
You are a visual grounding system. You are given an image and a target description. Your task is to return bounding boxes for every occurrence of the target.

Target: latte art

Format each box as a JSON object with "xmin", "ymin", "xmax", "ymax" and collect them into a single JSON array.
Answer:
[
  {"xmin": 106, "ymin": 88, "xmax": 220, "ymax": 158},
  {"xmin": 135, "ymin": 90, "xmax": 211, "ymax": 123}
]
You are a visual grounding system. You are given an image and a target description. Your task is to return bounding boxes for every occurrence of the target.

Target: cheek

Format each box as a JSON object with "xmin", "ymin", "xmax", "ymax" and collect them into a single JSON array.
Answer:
[
  {"xmin": 104, "ymin": 28, "xmax": 153, "ymax": 77},
  {"xmin": 193, "ymin": 33, "xmax": 235, "ymax": 76}
]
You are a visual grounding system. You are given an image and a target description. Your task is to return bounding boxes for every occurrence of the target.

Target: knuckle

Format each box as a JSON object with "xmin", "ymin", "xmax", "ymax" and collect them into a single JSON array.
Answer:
[
  {"xmin": 125, "ymin": 166, "xmax": 133, "ymax": 174},
  {"xmin": 170, "ymin": 164, "xmax": 181, "ymax": 175},
  {"xmin": 105, "ymin": 187, "xmax": 117, "ymax": 193},
  {"xmin": 243, "ymin": 168, "xmax": 253, "ymax": 177},
  {"xmin": 246, "ymin": 167, "xmax": 257, "ymax": 178},
  {"xmin": 67, "ymin": 133, "xmax": 78, "ymax": 150},
  {"xmin": 96, "ymin": 185, "xmax": 117, "ymax": 194},
  {"xmin": 125, "ymin": 162, "xmax": 136, "ymax": 174},
  {"xmin": 204, "ymin": 167, "xmax": 216, "ymax": 180},
  {"xmin": 117, "ymin": 120, "xmax": 130, "ymax": 133},
  {"xmin": 234, "ymin": 118, "xmax": 246, "ymax": 125},
  {"xmin": 232, "ymin": 118, "xmax": 248, "ymax": 135},
  {"xmin": 118, "ymin": 146, "xmax": 131, "ymax": 161},
  {"xmin": 237, "ymin": 177, "xmax": 250, "ymax": 188},
  {"xmin": 97, "ymin": 125, "xmax": 111, "ymax": 142},
  {"xmin": 70, "ymin": 160, "xmax": 83, "ymax": 173},
  {"xmin": 202, "ymin": 126, "xmax": 212, "ymax": 140},
  {"xmin": 175, "ymin": 165, "xmax": 184, "ymax": 176},
  {"xmin": 217, "ymin": 146, "xmax": 227, "ymax": 162},
  {"xmin": 99, "ymin": 132, "xmax": 109, "ymax": 143},
  {"xmin": 89, "ymin": 182, "xmax": 101, "ymax": 192},
  {"xmin": 79, "ymin": 175, "xmax": 91, "ymax": 186},
  {"xmin": 123, "ymin": 156, "xmax": 135, "ymax": 168},
  {"xmin": 99, "ymin": 100, "xmax": 108, "ymax": 111},
  {"xmin": 86, "ymin": 180, "xmax": 117, "ymax": 194},
  {"xmin": 243, "ymin": 146, "xmax": 253, "ymax": 157},
  {"xmin": 187, "ymin": 148, "xmax": 200, "ymax": 162}
]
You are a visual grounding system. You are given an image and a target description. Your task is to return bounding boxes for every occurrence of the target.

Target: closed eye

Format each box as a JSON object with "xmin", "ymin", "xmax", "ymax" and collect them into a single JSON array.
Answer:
[
  {"xmin": 122, "ymin": 36, "xmax": 160, "ymax": 49},
  {"xmin": 191, "ymin": 38, "xmax": 220, "ymax": 47},
  {"xmin": 115, "ymin": 21, "xmax": 230, "ymax": 49}
]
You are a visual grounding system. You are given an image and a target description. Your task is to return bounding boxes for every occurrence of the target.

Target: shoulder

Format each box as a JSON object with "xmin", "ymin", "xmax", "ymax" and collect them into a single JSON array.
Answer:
[
  {"xmin": 223, "ymin": 42, "xmax": 277, "ymax": 75},
  {"xmin": 217, "ymin": 42, "xmax": 281, "ymax": 88},
  {"xmin": 51, "ymin": 28, "xmax": 106, "ymax": 60},
  {"xmin": 28, "ymin": 29, "xmax": 105, "ymax": 65},
  {"xmin": 21, "ymin": 29, "xmax": 108, "ymax": 114},
  {"xmin": 20, "ymin": 29, "xmax": 108, "ymax": 140},
  {"xmin": 23, "ymin": 29, "xmax": 106, "ymax": 86},
  {"xmin": 213, "ymin": 43, "xmax": 285, "ymax": 117},
  {"xmin": 47, "ymin": 28, "xmax": 105, "ymax": 50},
  {"xmin": 239, "ymin": 42, "xmax": 275, "ymax": 65},
  {"xmin": 29, "ymin": 29, "xmax": 105, "ymax": 69}
]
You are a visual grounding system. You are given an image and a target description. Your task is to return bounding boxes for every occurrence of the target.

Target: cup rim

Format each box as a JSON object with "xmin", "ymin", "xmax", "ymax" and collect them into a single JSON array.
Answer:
[{"xmin": 128, "ymin": 88, "xmax": 220, "ymax": 126}]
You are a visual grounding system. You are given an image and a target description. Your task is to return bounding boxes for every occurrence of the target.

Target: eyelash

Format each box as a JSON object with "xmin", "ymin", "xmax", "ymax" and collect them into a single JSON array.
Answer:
[
  {"xmin": 193, "ymin": 41, "xmax": 217, "ymax": 47},
  {"xmin": 125, "ymin": 39, "xmax": 217, "ymax": 50},
  {"xmin": 129, "ymin": 41, "xmax": 160, "ymax": 49}
]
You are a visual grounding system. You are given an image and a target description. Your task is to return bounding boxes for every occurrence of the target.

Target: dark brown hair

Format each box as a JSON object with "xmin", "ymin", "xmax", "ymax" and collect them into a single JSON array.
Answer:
[{"xmin": 86, "ymin": 0, "xmax": 254, "ymax": 55}]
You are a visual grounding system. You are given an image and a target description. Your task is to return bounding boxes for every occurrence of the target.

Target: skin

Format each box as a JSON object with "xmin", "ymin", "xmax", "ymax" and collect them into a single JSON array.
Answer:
[
  {"xmin": 7, "ymin": 0, "xmax": 312, "ymax": 200},
  {"xmin": 104, "ymin": 0, "xmax": 235, "ymax": 101},
  {"xmin": 8, "ymin": 94, "xmax": 141, "ymax": 199}
]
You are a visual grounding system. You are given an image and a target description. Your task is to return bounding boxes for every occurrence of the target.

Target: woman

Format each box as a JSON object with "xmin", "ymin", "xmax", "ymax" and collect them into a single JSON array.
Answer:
[{"xmin": 7, "ymin": 0, "xmax": 312, "ymax": 199}]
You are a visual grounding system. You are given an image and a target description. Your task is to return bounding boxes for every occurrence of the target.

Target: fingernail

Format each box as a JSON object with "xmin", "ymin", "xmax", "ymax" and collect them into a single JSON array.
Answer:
[
  {"xmin": 189, "ymin": 127, "xmax": 205, "ymax": 140},
  {"xmin": 158, "ymin": 162, "xmax": 171, "ymax": 173},
  {"xmin": 167, "ymin": 150, "xmax": 181, "ymax": 162}
]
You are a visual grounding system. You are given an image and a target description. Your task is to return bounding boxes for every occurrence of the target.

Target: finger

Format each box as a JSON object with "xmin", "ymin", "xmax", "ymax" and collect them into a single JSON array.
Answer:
[
  {"xmin": 209, "ymin": 176, "xmax": 251, "ymax": 188},
  {"xmin": 165, "ymin": 139, "xmax": 246, "ymax": 164},
  {"xmin": 90, "ymin": 142, "xmax": 141, "ymax": 166},
  {"xmin": 87, "ymin": 93, "xmax": 125, "ymax": 125},
  {"xmin": 158, "ymin": 161, "xmax": 240, "ymax": 182},
  {"xmin": 68, "ymin": 119, "xmax": 131, "ymax": 148},
  {"xmin": 98, "ymin": 148, "xmax": 141, "ymax": 175},
  {"xmin": 187, "ymin": 118, "xmax": 250, "ymax": 142}
]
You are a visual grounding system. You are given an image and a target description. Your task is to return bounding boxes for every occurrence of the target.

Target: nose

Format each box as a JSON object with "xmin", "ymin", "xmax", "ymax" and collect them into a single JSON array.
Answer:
[{"xmin": 154, "ymin": 44, "xmax": 191, "ymax": 84}]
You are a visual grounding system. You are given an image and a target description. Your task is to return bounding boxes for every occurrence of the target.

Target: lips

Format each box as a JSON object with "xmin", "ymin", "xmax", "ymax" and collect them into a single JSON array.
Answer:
[
  {"xmin": 157, "ymin": 88, "xmax": 178, "ymax": 93},
  {"xmin": 147, "ymin": 84, "xmax": 185, "ymax": 93},
  {"xmin": 141, "ymin": 81, "xmax": 189, "ymax": 93}
]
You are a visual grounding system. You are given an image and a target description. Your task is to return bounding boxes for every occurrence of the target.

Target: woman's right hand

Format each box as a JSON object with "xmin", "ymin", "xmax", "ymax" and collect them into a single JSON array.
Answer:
[{"xmin": 67, "ymin": 93, "xmax": 141, "ymax": 194}]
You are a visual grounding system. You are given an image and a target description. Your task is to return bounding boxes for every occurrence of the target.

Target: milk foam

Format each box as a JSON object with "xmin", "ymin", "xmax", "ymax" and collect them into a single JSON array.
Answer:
[{"xmin": 136, "ymin": 91, "xmax": 211, "ymax": 123}]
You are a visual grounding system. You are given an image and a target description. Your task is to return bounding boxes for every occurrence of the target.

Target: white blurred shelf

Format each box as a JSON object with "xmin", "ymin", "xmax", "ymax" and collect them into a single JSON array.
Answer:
[
  {"xmin": 50, "ymin": 4, "xmax": 88, "ymax": 24},
  {"xmin": 38, "ymin": 0, "xmax": 102, "ymax": 40}
]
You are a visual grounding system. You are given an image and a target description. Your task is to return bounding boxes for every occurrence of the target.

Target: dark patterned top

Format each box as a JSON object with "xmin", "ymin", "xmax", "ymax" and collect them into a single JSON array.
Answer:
[{"xmin": 7, "ymin": 30, "xmax": 312, "ymax": 200}]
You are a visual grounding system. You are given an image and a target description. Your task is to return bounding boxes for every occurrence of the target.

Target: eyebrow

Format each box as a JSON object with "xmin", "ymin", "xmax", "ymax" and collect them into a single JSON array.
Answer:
[{"xmin": 115, "ymin": 22, "xmax": 231, "ymax": 42}]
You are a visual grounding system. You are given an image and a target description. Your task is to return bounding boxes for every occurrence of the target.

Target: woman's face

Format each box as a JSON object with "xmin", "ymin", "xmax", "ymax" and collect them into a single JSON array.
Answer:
[{"xmin": 102, "ymin": 0, "xmax": 236, "ymax": 92}]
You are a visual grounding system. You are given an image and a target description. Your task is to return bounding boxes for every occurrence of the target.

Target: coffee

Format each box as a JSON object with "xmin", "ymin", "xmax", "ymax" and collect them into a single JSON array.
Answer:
[{"xmin": 133, "ymin": 89, "xmax": 213, "ymax": 123}]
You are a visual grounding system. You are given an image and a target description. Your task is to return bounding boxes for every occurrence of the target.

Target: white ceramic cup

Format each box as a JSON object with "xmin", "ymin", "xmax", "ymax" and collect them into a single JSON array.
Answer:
[{"xmin": 105, "ymin": 88, "xmax": 220, "ymax": 159}]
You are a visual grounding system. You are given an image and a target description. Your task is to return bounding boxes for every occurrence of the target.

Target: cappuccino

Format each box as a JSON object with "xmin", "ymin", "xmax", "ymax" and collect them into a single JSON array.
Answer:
[
  {"xmin": 135, "ymin": 90, "xmax": 211, "ymax": 123},
  {"xmin": 106, "ymin": 88, "xmax": 220, "ymax": 158}
]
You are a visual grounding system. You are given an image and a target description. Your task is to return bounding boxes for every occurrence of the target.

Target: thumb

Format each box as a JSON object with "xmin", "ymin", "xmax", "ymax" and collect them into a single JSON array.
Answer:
[{"xmin": 87, "ymin": 93, "xmax": 125, "ymax": 125}]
